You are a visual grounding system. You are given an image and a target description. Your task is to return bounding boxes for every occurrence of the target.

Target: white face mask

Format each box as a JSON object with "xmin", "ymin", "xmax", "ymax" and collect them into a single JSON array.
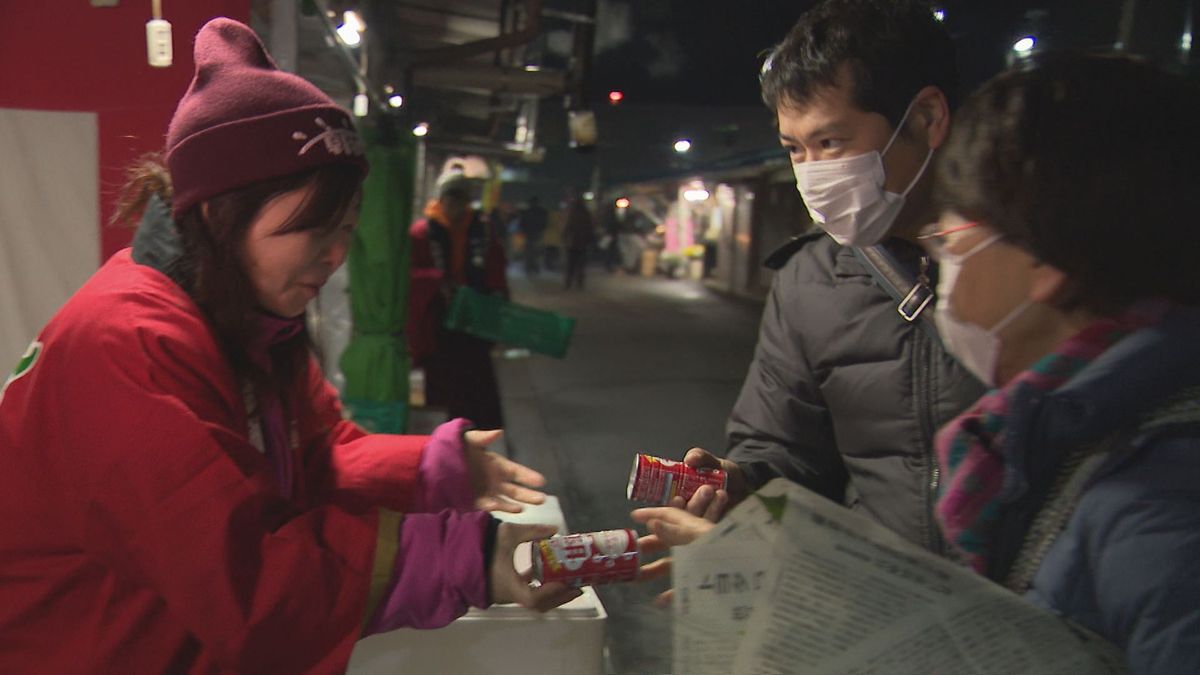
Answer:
[
  {"xmin": 934, "ymin": 234, "xmax": 1032, "ymax": 387},
  {"xmin": 792, "ymin": 99, "xmax": 934, "ymax": 247}
]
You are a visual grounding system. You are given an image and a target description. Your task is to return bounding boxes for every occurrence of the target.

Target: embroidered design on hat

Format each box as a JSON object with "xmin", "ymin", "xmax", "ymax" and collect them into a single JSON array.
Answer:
[{"xmin": 292, "ymin": 117, "xmax": 364, "ymax": 158}]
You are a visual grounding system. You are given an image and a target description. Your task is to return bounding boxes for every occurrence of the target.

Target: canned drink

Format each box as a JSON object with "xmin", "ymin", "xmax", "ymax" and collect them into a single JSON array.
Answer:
[
  {"xmin": 531, "ymin": 529, "xmax": 639, "ymax": 588},
  {"xmin": 626, "ymin": 453, "xmax": 727, "ymax": 505}
]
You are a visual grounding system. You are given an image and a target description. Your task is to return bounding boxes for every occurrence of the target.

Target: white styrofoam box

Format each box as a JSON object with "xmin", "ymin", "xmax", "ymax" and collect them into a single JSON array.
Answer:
[
  {"xmin": 348, "ymin": 587, "xmax": 606, "ymax": 675},
  {"xmin": 495, "ymin": 495, "xmax": 568, "ymax": 534},
  {"xmin": 347, "ymin": 496, "xmax": 607, "ymax": 675}
]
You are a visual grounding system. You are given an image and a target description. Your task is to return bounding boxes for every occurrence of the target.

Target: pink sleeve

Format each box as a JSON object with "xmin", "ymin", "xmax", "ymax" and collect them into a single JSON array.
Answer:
[
  {"xmin": 409, "ymin": 418, "xmax": 476, "ymax": 513},
  {"xmin": 363, "ymin": 510, "xmax": 494, "ymax": 633}
]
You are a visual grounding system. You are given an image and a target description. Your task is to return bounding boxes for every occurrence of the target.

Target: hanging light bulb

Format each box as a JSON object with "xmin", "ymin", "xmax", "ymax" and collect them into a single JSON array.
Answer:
[{"xmin": 337, "ymin": 10, "xmax": 364, "ymax": 47}]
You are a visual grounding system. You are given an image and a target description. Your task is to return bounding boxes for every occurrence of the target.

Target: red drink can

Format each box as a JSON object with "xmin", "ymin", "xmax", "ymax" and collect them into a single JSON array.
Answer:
[
  {"xmin": 531, "ymin": 529, "xmax": 640, "ymax": 588},
  {"xmin": 626, "ymin": 453, "xmax": 727, "ymax": 505}
]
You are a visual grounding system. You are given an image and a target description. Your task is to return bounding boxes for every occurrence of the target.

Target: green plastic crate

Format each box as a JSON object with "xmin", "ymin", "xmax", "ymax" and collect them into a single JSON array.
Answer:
[
  {"xmin": 341, "ymin": 398, "xmax": 408, "ymax": 434},
  {"xmin": 444, "ymin": 287, "xmax": 576, "ymax": 358}
]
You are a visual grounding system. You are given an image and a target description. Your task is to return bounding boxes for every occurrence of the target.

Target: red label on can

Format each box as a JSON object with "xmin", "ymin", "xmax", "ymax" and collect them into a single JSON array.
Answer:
[
  {"xmin": 626, "ymin": 453, "xmax": 727, "ymax": 505},
  {"xmin": 533, "ymin": 529, "xmax": 639, "ymax": 588}
]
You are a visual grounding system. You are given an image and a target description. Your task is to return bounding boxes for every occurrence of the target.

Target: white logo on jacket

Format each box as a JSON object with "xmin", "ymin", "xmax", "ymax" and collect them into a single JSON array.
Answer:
[{"xmin": 1, "ymin": 340, "xmax": 43, "ymax": 407}]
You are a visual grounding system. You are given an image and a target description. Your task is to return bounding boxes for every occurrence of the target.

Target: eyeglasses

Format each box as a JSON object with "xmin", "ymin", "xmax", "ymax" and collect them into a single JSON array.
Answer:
[{"xmin": 917, "ymin": 221, "xmax": 980, "ymax": 260}]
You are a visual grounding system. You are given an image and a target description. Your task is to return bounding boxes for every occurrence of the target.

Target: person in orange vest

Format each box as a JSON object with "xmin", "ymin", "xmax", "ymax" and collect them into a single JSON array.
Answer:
[{"xmin": 408, "ymin": 167, "xmax": 510, "ymax": 429}]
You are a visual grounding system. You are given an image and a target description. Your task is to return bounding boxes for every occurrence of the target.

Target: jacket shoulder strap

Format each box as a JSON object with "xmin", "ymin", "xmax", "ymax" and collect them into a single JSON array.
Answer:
[{"xmin": 851, "ymin": 244, "xmax": 940, "ymax": 343}]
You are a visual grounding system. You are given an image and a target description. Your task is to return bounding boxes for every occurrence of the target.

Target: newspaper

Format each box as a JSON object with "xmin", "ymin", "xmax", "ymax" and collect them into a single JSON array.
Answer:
[{"xmin": 672, "ymin": 479, "xmax": 1127, "ymax": 675}]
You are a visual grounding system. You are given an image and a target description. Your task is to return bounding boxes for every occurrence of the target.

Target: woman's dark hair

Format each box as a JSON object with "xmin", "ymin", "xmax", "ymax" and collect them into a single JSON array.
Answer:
[
  {"xmin": 935, "ymin": 52, "xmax": 1200, "ymax": 314},
  {"xmin": 759, "ymin": 0, "xmax": 959, "ymax": 126},
  {"xmin": 112, "ymin": 155, "xmax": 362, "ymax": 399}
]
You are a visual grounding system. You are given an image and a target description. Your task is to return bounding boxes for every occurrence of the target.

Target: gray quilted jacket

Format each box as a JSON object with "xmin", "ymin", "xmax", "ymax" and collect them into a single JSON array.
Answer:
[{"xmin": 726, "ymin": 232, "xmax": 985, "ymax": 553}]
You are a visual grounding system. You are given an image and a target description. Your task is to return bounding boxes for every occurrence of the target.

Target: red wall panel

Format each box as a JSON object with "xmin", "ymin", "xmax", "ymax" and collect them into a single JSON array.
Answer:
[{"xmin": 0, "ymin": 0, "xmax": 251, "ymax": 261}]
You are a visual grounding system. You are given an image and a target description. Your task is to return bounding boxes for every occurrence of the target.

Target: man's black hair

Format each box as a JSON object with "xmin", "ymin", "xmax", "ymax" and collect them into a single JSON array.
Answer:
[{"xmin": 760, "ymin": 0, "xmax": 959, "ymax": 126}]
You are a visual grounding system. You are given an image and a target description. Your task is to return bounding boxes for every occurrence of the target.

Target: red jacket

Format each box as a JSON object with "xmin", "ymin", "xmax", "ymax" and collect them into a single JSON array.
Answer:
[{"xmin": 0, "ymin": 251, "xmax": 482, "ymax": 673}]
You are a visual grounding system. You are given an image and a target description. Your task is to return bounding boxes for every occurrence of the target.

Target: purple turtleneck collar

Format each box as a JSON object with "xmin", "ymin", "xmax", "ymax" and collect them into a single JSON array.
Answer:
[
  {"xmin": 246, "ymin": 312, "xmax": 305, "ymax": 498},
  {"xmin": 250, "ymin": 311, "xmax": 305, "ymax": 357}
]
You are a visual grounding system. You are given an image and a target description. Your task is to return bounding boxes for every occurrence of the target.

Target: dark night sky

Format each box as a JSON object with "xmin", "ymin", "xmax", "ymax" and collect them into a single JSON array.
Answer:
[
  {"xmin": 581, "ymin": 0, "xmax": 1197, "ymax": 107},
  {"xmin": 519, "ymin": 0, "xmax": 1197, "ymax": 197},
  {"xmin": 587, "ymin": 1, "xmax": 810, "ymax": 107}
]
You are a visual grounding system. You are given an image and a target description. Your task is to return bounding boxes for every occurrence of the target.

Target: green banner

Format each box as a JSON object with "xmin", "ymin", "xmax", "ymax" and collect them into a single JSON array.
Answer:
[{"xmin": 339, "ymin": 127, "xmax": 415, "ymax": 433}]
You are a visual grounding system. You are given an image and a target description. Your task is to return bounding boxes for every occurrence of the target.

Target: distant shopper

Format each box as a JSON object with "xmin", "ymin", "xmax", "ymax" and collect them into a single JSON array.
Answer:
[
  {"xmin": 409, "ymin": 168, "xmax": 509, "ymax": 428},
  {"xmin": 541, "ymin": 206, "xmax": 564, "ymax": 272},
  {"xmin": 562, "ymin": 198, "xmax": 595, "ymax": 289},
  {"xmin": 517, "ymin": 196, "xmax": 548, "ymax": 276},
  {"xmin": 486, "ymin": 200, "xmax": 516, "ymax": 256},
  {"xmin": 599, "ymin": 204, "xmax": 622, "ymax": 273},
  {"xmin": 0, "ymin": 18, "xmax": 574, "ymax": 673}
]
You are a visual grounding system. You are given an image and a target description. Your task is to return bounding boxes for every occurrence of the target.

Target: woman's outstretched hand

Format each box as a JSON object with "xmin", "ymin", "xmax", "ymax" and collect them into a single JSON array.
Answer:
[{"xmin": 464, "ymin": 429, "xmax": 547, "ymax": 513}]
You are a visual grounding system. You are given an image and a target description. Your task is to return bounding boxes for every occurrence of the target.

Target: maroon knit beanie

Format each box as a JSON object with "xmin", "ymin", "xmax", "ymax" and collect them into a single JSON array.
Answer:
[{"xmin": 165, "ymin": 17, "xmax": 369, "ymax": 217}]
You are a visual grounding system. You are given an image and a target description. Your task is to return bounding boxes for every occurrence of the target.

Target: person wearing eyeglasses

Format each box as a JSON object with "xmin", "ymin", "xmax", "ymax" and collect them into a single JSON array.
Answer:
[{"xmin": 923, "ymin": 52, "xmax": 1200, "ymax": 673}]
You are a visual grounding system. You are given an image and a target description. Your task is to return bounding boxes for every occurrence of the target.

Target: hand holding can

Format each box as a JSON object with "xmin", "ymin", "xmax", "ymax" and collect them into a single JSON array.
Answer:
[
  {"xmin": 531, "ymin": 529, "xmax": 640, "ymax": 588},
  {"xmin": 627, "ymin": 453, "xmax": 727, "ymax": 506}
]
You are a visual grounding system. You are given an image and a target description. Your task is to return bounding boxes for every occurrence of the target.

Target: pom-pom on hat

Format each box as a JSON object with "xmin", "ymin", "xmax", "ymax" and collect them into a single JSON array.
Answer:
[{"xmin": 165, "ymin": 17, "xmax": 368, "ymax": 217}]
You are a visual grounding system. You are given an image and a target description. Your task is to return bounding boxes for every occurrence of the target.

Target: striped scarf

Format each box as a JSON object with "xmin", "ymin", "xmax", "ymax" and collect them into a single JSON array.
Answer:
[{"xmin": 935, "ymin": 300, "xmax": 1169, "ymax": 574}]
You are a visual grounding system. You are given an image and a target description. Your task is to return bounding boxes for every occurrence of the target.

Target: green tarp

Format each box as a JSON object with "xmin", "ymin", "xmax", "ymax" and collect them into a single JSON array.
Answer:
[{"xmin": 339, "ymin": 129, "xmax": 415, "ymax": 433}]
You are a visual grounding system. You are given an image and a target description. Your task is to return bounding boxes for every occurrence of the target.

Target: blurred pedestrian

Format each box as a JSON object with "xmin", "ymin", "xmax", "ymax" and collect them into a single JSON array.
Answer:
[
  {"xmin": 562, "ymin": 198, "xmax": 595, "ymax": 289},
  {"xmin": 542, "ymin": 206, "xmax": 563, "ymax": 272},
  {"xmin": 517, "ymin": 196, "xmax": 548, "ymax": 276},
  {"xmin": 600, "ymin": 203, "xmax": 621, "ymax": 273},
  {"xmin": 486, "ymin": 200, "xmax": 516, "ymax": 256}
]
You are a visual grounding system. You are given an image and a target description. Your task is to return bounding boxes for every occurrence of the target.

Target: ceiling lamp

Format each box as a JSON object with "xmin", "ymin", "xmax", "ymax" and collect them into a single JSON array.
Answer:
[{"xmin": 337, "ymin": 10, "xmax": 364, "ymax": 47}]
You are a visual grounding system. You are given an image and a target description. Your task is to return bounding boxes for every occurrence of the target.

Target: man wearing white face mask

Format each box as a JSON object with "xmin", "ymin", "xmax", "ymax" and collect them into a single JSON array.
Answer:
[
  {"xmin": 791, "ymin": 94, "xmax": 934, "ymax": 248},
  {"xmin": 669, "ymin": 0, "xmax": 985, "ymax": 556}
]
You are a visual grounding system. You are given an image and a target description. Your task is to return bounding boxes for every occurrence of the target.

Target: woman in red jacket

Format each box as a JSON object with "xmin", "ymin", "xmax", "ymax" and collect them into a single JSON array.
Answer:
[{"xmin": 0, "ymin": 18, "xmax": 575, "ymax": 673}]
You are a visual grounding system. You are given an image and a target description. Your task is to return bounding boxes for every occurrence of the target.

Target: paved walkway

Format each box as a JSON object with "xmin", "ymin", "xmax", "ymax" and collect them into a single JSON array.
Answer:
[{"xmin": 494, "ymin": 265, "xmax": 762, "ymax": 674}]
